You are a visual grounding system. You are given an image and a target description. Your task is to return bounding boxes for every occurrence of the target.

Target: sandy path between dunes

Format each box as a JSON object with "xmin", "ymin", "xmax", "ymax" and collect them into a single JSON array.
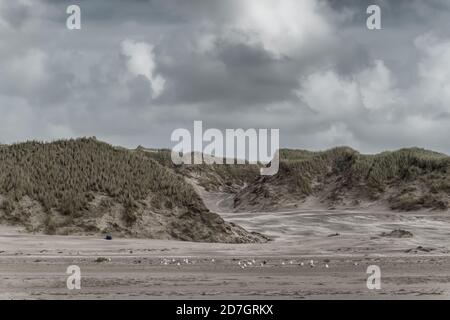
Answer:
[{"xmin": 1, "ymin": 190, "xmax": 450, "ymax": 299}]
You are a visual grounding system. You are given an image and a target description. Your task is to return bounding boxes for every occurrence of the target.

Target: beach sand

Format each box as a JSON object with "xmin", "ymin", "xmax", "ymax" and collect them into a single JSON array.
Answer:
[{"xmin": 1, "ymin": 203, "xmax": 450, "ymax": 299}]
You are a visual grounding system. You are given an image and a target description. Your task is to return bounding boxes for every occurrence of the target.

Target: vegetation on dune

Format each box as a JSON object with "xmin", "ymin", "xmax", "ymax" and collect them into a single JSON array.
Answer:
[
  {"xmin": 183, "ymin": 163, "xmax": 259, "ymax": 192},
  {"xmin": 0, "ymin": 138, "xmax": 203, "ymax": 216},
  {"xmin": 4, "ymin": 137, "xmax": 444, "ymax": 235},
  {"xmin": 0, "ymin": 138, "xmax": 268, "ymax": 242},
  {"xmin": 144, "ymin": 146, "xmax": 450, "ymax": 211},
  {"xmin": 275, "ymin": 147, "xmax": 450, "ymax": 210},
  {"xmin": 141, "ymin": 149, "xmax": 259, "ymax": 192}
]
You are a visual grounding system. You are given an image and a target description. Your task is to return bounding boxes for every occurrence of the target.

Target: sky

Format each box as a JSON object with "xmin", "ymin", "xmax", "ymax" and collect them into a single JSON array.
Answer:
[{"xmin": 1, "ymin": 0, "xmax": 450, "ymax": 154}]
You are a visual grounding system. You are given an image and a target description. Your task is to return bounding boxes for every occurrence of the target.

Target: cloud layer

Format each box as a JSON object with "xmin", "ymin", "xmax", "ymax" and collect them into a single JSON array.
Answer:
[{"xmin": 1, "ymin": 0, "xmax": 450, "ymax": 154}]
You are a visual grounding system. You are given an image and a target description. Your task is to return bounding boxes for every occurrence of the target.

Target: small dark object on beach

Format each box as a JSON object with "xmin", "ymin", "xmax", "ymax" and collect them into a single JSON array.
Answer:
[
  {"xmin": 95, "ymin": 257, "xmax": 110, "ymax": 263},
  {"xmin": 105, "ymin": 235, "xmax": 113, "ymax": 240},
  {"xmin": 405, "ymin": 246, "xmax": 435, "ymax": 253},
  {"xmin": 327, "ymin": 233, "xmax": 340, "ymax": 237},
  {"xmin": 380, "ymin": 229, "xmax": 413, "ymax": 238}
]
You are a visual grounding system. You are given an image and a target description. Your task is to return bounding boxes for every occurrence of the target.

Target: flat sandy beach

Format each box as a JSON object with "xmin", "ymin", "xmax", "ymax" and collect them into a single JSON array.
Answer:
[{"xmin": 1, "ymin": 204, "xmax": 450, "ymax": 299}]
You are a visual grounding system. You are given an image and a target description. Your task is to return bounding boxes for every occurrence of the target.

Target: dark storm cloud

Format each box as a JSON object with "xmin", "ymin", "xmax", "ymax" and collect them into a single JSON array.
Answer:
[
  {"xmin": 158, "ymin": 40, "xmax": 300, "ymax": 107},
  {"xmin": 1, "ymin": 0, "xmax": 450, "ymax": 153}
]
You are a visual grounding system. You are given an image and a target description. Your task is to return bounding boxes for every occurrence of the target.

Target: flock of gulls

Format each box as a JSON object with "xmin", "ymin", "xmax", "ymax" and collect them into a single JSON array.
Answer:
[
  {"xmin": 156, "ymin": 258, "xmax": 352, "ymax": 270},
  {"xmin": 160, "ymin": 258, "xmax": 194, "ymax": 266}
]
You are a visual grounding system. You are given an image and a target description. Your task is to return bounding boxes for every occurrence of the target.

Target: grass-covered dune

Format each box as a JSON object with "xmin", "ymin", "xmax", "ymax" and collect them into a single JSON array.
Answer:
[
  {"xmin": 144, "ymin": 146, "xmax": 450, "ymax": 212},
  {"xmin": 233, "ymin": 147, "xmax": 450, "ymax": 211},
  {"xmin": 142, "ymin": 148, "xmax": 259, "ymax": 193},
  {"xmin": 0, "ymin": 138, "xmax": 267, "ymax": 243}
]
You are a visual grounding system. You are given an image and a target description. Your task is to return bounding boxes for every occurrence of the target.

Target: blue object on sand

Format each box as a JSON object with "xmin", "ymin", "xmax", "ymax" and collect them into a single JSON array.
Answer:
[{"xmin": 105, "ymin": 235, "xmax": 112, "ymax": 240}]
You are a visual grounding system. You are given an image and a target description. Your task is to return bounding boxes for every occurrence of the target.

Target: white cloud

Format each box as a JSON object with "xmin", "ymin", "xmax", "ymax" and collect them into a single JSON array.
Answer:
[
  {"xmin": 357, "ymin": 60, "xmax": 403, "ymax": 112},
  {"xmin": 292, "ymin": 59, "xmax": 416, "ymax": 151},
  {"xmin": 414, "ymin": 33, "xmax": 450, "ymax": 112},
  {"xmin": 297, "ymin": 70, "xmax": 360, "ymax": 119},
  {"xmin": 297, "ymin": 59, "xmax": 404, "ymax": 123},
  {"xmin": 308, "ymin": 122, "xmax": 358, "ymax": 149},
  {"xmin": 231, "ymin": 0, "xmax": 332, "ymax": 57},
  {"xmin": 121, "ymin": 39, "xmax": 165, "ymax": 98},
  {"xmin": 1, "ymin": 0, "xmax": 450, "ymax": 154}
]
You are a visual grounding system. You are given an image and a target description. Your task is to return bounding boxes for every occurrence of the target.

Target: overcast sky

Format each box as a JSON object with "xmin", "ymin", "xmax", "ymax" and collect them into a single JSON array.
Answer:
[{"xmin": 1, "ymin": 0, "xmax": 450, "ymax": 154}]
